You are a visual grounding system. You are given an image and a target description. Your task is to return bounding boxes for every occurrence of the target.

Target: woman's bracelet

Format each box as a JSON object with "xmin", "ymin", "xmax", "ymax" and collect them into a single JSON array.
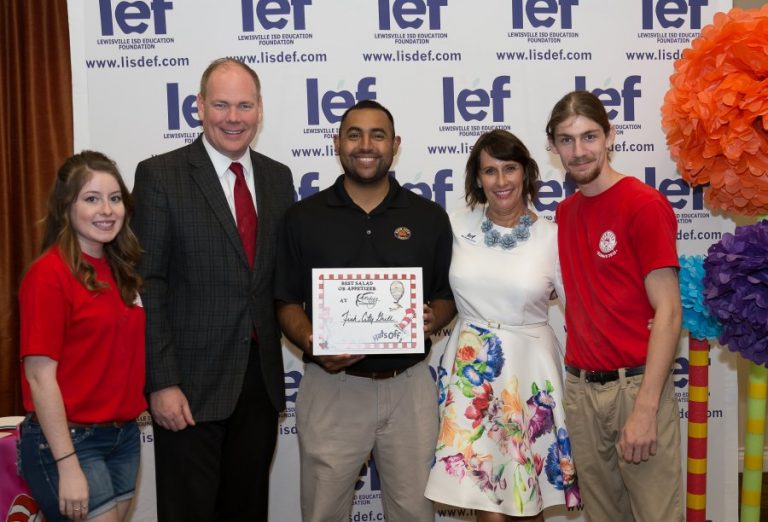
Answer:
[{"xmin": 54, "ymin": 450, "xmax": 76, "ymax": 463}]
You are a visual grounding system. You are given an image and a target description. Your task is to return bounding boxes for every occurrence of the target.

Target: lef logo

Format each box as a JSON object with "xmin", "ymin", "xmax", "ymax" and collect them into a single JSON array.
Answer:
[
  {"xmin": 295, "ymin": 172, "xmax": 321, "ymax": 201},
  {"xmin": 241, "ymin": 0, "xmax": 313, "ymax": 31},
  {"xmin": 378, "ymin": 0, "xmax": 447, "ymax": 30},
  {"xmin": 306, "ymin": 78, "xmax": 377, "ymax": 125},
  {"xmin": 98, "ymin": 0, "xmax": 173, "ymax": 36},
  {"xmin": 511, "ymin": 0, "xmax": 579, "ymax": 29},
  {"xmin": 394, "ymin": 169, "xmax": 453, "ymax": 210},
  {"xmin": 574, "ymin": 75, "xmax": 642, "ymax": 122},
  {"xmin": 355, "ymin": 457, "xmax": 382, "ymax": 491},
  {"xmin": 166, "ymin": 83, "xmax": 200, "ymax": 130},
  {"xmin": 641, "ymin": 0, "xmax": 708, "ymax": 29},
  {"xmin": 674, "ymin": 356, "xmax": 691, "ymax": 388},
  {"xmin": 442, "ymin": 76, "xmax": 511, "ymax": 124},
  {"xmin": 284, "ymin": 369, "xmax": 302, "ymax": 404}
]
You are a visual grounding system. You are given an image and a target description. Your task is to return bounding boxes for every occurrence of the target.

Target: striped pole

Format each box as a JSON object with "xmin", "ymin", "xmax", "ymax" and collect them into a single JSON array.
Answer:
[
  {"xmin": 740, "ymin": 362, "xmax": 768, "ymax": 522},
  {"xmin": 686, "ymin": 337, "xmax": 709, "ymax": 521}
]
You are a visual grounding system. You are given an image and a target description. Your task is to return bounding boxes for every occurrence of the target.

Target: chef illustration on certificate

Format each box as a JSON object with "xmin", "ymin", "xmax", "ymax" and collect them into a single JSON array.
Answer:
[{"xmin": 312, "ymin": 267, "xmax": 425, "ymax": 355}]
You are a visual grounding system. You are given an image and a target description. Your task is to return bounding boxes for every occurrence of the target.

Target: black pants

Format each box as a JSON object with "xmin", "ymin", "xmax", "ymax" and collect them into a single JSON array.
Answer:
[{"xmin": 153, "ymin": 348, "xmax": 278, "ymax": 522}]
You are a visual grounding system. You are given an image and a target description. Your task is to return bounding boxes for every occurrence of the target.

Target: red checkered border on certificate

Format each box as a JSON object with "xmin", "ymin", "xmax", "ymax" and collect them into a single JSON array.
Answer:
[{"xmin": 317, "ymin": 272, "xmax": 419, "ymax": 350}]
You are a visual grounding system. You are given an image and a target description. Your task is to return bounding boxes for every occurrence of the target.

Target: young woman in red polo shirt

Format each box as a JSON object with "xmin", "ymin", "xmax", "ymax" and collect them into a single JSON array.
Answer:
[{"xmin": 18, "ymin": 151, "xmax": 146, "ymax": 522}]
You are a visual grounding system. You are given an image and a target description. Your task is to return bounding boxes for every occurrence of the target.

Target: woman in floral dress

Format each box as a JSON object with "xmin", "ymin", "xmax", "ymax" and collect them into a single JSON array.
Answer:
[{"xmin": 425, "ymin": 130, "xmax": 580, "ymax": 521}]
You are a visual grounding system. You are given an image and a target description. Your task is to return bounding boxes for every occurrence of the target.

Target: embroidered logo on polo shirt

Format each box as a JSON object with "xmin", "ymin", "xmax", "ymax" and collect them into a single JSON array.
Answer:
[
  {"xmin": 394, "ymin": 227, "xmax": 411, "ymax": 240},
  {"xmin": 597, "ymin": 230, "xmax": 618, "ymax": 259}
]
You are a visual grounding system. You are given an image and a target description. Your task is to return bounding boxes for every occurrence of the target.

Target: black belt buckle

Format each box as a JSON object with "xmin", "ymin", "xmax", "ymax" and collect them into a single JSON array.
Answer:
[
  {"xmin": 584, "ymin": 370, "xmax": 619, "ymax": 384},
  {"xmin": 568, "ymin": 365, "xmax": 645, "ymax": 384},
  {"xmin": 344, "ymin": 367, "xmax": 403, "ymax": 379},
  {"xmin": 584, "ymin": 370, "xmax": 619, "ymax": 385}
]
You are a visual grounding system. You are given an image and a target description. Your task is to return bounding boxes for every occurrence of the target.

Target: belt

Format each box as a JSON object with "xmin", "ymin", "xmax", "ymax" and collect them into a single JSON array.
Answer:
[
  {"xmin": 461, "ymin": 317, "xmax": 547, "ymax": 337},
  {"xmin": 29, "ymin": 413, "xmax": 127, "ymax": 429},
  {"xmin": 565, "ymin": 364, "xmax": 645, "ymax": 384},
  {"xmin": 344, "ymin": 367, "xmax": 408, "ymax": 380}
]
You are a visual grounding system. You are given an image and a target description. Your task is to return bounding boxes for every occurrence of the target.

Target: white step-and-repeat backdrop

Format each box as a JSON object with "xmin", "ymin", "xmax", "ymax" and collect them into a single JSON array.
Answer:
[{"xmin": 67, "ymin": 1, "xmax": 737, "ymax": 520}]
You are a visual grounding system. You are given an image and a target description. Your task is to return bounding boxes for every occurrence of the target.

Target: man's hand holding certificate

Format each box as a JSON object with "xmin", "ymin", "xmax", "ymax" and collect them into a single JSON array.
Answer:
[{"xmin": 312, "ymin": 267, "xmax": 425, "ymax": 355}]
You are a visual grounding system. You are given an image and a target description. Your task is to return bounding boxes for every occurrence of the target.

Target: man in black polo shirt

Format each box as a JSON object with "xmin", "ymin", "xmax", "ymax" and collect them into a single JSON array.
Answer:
[{"xmin": 276, "ymin": 99, "xmax": 455, "ymax": 522}]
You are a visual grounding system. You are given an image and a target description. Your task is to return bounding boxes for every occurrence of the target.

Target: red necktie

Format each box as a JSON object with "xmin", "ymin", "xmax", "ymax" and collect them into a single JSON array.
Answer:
[{"xmin": 230, "ymin": 162, "xmax": 258, "ymax": 269}]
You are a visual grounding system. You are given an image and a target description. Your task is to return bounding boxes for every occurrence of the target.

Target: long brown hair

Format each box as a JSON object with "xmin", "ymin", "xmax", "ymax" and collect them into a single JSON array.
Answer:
[{"xmin": 41, "ymin": 151, "xmax": 142, "ymax": 305}]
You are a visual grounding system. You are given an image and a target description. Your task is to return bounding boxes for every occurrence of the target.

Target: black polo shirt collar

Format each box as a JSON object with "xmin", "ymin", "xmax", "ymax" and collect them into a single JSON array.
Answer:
[{"xmin": 326, "ymin": 174, "xmax": 410, "ymax": 213}]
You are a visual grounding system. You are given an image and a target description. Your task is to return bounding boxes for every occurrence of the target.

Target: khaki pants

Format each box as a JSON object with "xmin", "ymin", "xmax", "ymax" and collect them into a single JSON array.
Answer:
[
  {"xmin": 564, "ymin": 370, "xmax": 683, "ymax": 522},
  {"xmin": 296, "ymin": 360, "xmax": 438, "ymax": 522}
]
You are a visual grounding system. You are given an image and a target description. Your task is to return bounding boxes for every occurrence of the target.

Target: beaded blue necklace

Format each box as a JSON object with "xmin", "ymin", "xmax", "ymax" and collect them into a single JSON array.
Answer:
[{"xmin": 481, "ymin": 212, "xmax": 533, "ymax": 250}]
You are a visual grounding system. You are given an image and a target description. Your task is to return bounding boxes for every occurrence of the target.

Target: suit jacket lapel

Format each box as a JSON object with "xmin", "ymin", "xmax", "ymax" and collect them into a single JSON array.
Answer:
[
  {"xmin": 187, "ymin": 137, "xmax": 251, "ymax": 269},
  {"xmin": 251, "ymin": 150, "xmax": 280, "ymax": 277},
  {"xmin": 251, "ymin": 150, "xmax": 270, "ymax": 279}
]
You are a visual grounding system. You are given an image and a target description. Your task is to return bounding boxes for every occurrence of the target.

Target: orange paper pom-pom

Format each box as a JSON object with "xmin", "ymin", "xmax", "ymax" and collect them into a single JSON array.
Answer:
[{"xmin": 661, "ymin": 5, "xmax": 768, "ymax": 216}]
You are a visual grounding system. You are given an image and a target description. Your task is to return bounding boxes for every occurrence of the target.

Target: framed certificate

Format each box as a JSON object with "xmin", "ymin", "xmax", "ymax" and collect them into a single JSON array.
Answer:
[{"xmin": 312, "ymin": 267, "xmax": 425, "ymax": 355}]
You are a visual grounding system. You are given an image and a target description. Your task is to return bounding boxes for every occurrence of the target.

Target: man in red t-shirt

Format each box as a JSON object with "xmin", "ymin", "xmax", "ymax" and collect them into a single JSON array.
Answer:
[{"xmin": 548, "ymin": 91, "xmax": 683, "ymax": 522}]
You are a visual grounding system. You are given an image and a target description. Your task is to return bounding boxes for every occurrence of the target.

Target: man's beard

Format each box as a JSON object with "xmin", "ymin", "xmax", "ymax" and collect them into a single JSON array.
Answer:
[
  {"xmin": 567, "ymin": 158, "xmax": 601, "ymax": 186},
  {"xmin": 341, "ymin": 158, "xmax": 392, "ymax": 185}
]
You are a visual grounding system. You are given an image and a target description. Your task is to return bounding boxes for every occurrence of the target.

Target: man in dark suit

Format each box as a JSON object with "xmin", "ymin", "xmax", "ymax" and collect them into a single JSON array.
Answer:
[{"xmin": 132, "ymin": 58, "xmax": 295, "ymax": 522}]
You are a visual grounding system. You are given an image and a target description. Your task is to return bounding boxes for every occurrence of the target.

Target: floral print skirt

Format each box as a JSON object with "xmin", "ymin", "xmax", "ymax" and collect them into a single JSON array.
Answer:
[{"xmin": 425, "ymin": 321, "xmax": 581, "ymax": 516}]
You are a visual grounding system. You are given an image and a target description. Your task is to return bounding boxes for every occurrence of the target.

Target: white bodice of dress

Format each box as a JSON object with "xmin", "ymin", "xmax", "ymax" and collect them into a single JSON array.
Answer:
[{"xmin": 448, "ymin": 206, "xmax": 564, "ymax": 326}]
